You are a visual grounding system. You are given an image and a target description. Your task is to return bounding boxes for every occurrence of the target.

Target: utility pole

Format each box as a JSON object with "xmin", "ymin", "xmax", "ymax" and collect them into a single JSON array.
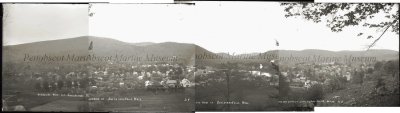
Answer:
[
  {"xmin": 216, "ymin": 68, "xmax": 230, "ymax": 111},
  {"xmin": 217, "ymin": 69, "xmax": 230, "ymax": 111},
  {"xmin": 226, "ymin": 70, "xmax": 230, "ymax": 111},
  {"xmin": 87, "ymin": 40, "xmax": 93, "ymax": 112}
]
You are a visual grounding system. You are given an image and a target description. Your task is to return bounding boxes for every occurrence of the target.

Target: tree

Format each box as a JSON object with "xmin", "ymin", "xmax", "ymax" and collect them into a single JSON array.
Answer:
[
  {"xmin": 270, "ymin": 60, "xmax": 291, "ymax": 97},
  {"xmin": 306, "ymin": 84, "xmax": 324, "ymax": 106},
  {"xmin": 351, "ymin": 69, "xmax": 365, "ymax": 84},
  {"xmin": 281, "ymin": 3, "xmax": 399, "ymax": 50},
  {"xmin": 374, "ymin": 61, "xmax": 383, "ymax": 71},
  {"xmin": 383, "ymin": 60, "xmax": 399, "ymax": 77},
  {"xmin": 158, "ymin": 66, "xmax": 169, "ymax": 73}
]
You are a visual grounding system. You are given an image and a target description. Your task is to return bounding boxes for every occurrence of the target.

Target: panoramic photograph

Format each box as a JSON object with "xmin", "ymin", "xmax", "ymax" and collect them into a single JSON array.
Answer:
[{"xmin": 2, "ymin": 2, "xmax": 399, "ymax": 112}]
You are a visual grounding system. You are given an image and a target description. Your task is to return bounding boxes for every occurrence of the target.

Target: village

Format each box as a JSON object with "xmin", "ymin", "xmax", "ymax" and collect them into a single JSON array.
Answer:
[{"xmin": 2, "ymin": 57, "xmax": 397, "ymax": 111}]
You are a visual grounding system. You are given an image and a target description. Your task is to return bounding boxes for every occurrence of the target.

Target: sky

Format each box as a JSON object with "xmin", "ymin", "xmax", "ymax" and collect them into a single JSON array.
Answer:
[
  {"xmin": 2, "ymin": 4, "xmax": 88, "ymax": 45},
  {"xmin": 89, "ymin": 2, "xmax": 399, "ymax": 53},
  {"xmin": 3, "ymin": 2, "xmax": 399, "ymax": 54}
]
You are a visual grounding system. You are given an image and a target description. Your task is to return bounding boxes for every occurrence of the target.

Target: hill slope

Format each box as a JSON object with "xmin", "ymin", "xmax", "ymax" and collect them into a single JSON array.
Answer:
[{"xmin": 3, "ymin": 36, "xmax": 398, "ymax": 64}]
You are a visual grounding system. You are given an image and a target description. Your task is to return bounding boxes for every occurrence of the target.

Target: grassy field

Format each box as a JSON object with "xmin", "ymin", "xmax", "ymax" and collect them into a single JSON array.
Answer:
[
  {"xmin": 90, "ymin": 88, "xmax": 195, "ymax": 112},
  {"xmin": 3, "ymin": 87, "xmax": 195, "ymax": 112}
]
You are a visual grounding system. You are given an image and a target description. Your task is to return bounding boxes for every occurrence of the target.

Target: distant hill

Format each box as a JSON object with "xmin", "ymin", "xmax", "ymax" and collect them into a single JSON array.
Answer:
[
  {"xmin": 3, "ymin": 36, "xmax": 398, "ymax": 65},
  {"xmin": 2, "ymin": 36, "xmax": 215, "ymax": 65},
  {"xmin": 277, "ymin": 49, "xmax": 399, "ymax": 61},
  {"xmin": 131, "ymin": 42, "xmax": 156, "ymax": 46},
  {"xmin": 3, "ymin": 36, "xmax": 90, "ymax": 64}
]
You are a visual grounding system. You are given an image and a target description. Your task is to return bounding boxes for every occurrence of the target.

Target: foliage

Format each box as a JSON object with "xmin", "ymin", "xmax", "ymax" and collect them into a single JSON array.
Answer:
[
  {"xmin": 306, "ymin": 84, "xmax": 324, "ymax": 101},
  {"xmin": 279, "ymin": 76, "xmax": 291, "ymax": 97},
  {"xmin": 281, "ymin": 3, "xmax": 399, "ymax": 34},
  {"xmin": 375, "ymin": 77, "xmax": 385, "ymax": 89},
  {"xmin": 281, "ymin": 3, "xmax": 399, "ymax": 49},
  {"xmin": 325, "ymin": 77, "xmax": 347, "ymax": 93},
  {"xmin": 352, "ymin": 69, "xmax": 365, "ymax": 84},
  {"xmin": 383, "ymin": 59, "xmax": 399, "ymax": 76},
  {"xmin": 195, "ymin": 62, "xmax": 284, "ymax": 110}
]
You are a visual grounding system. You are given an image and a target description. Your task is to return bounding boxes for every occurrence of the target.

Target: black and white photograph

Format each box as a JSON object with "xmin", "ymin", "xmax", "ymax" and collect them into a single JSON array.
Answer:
[{"xmin": 1, "ymin": 1, "xmax": 399, "ymax": 112}]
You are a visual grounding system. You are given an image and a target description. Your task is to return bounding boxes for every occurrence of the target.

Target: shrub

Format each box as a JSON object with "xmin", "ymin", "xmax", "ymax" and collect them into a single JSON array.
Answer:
[{"xmin": 306, "ymin": 84, "xmax": 324, "ymax": 105}]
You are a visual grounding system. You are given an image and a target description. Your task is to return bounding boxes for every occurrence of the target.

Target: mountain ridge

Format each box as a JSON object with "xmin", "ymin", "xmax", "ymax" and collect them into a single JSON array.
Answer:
[{"xmin": 3, "ymin": 36, "xmax": 399, "ymax": 64}]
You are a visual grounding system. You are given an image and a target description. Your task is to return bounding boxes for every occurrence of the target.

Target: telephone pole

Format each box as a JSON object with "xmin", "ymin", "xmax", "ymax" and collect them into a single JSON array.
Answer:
[
  {"xmin": 215, "ymin": 68, "xmax": 230, "ymax": 111},
  {"xmin": 217, "ymin": 69, "xmax": 230, "ymax": 111}
]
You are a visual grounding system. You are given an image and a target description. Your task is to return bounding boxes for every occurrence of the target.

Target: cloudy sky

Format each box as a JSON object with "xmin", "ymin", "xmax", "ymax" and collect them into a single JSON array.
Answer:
[
  {"xmin": 2, "ymin": 4, "xmax": 88, "ymax": 45},
  {"xmin": 89, "ymin": 2, "xmax": 399, "ymax": 53},
  {"xmin": 3, "ymin": 2, "xmax": 399, "ymax": 54}
]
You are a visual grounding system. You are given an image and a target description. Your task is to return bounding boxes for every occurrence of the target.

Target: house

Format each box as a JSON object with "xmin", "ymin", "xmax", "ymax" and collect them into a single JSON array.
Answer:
[
  {"xmin": 304, "ymin": 81, "xmax": 312, "ymax": 89},
  {"xmin": 269, "ymin": 82, "xmax": 279, "ymax": 86},
  {"xmin": 145, "ymin": 80, "xmax": 153, "ymax": 88},
  {"xmin": 137, "ymin": 75, "xmax": 144, "ymax": 80},
  {"xmin": 119, "ymin": 82, "xmax": 125, "ymax": 87},
  {"xmin": 166, "ymin": 80, "xmax": 178, "ymax": 88},
  {"xmin": 260, "ymin": 72, "xmax": 272, "ymax": 77},
  {"xmin": 180, "ymin": 78, "xmax": 192, "ymax": 87},
  {"xmin": 282, "ymin": 72, "xmax": 288, "ymax": 77},
  {"xmin": 304, "ymin": 80, "xmax": 319, "ymax": 89},
  {"xmin": 249, "ymin": 71, "xmax": 261, "ymax": 76},
  {"xmin": 344, "ymin": 72, "xmax": 351, "ymax": 81}
]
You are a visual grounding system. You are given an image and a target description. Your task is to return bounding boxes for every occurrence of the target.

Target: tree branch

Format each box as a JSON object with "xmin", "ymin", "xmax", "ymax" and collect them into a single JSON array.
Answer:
[{"xmin": 367, "ymin": 23, "xmax": 392, "ymax": 50}]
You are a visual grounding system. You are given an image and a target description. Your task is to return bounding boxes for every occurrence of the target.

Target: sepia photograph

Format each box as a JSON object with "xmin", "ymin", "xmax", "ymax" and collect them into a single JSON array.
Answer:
[{"xmin": 2, "ymin": 1, "xmax": 399, "ymax": 112}]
